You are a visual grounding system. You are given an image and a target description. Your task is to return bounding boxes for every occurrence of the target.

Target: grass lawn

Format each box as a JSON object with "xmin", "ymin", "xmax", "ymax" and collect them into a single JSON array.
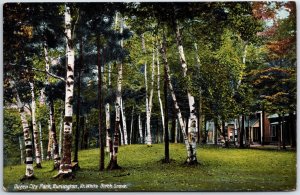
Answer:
[{"xmin": 3, "ymin": 143, "xmax": 296, "ymax": 192}]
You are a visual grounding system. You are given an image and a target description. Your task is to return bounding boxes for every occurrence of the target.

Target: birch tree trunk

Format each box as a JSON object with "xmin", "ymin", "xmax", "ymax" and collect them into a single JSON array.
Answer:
[
  {"xmin": 38, "ymin": 122, "xmax": 44, "ymax": 161},
  {"xmin": 105, "ymin": 103, "xmax": 111, "ymax": 154},
  {"xmin": 194, "ymin": 42, "xmax": 202, "ymax": 144},
  {"xmin": 30, "ymin": 82, "xmax": 42, "ymax": 168},
  {"xmin": 138, "ymin": 114, "xmax": 143, "ymax": 143},
  {"xmin": 56, "ymin": 5, "xmax": 75, "ymax": 178},
  {"xmin": 74, "ymin": 39, "xmax": 84, "ymax": 164},
  {"xmin": 175, "ymin": 119, "xmax": 178, "ymax": 143},
  {"xmin": 107, "ymin": 61, "xmax": 122, "ymax": 169},
  {"xmin": 43, "ymin": 43, "xmax": 60, "ymax": 168},
  {"xmin": 97, "ymin": 37, "xmax": 104, "ymax": 171},
  {"xmin": 160, "ymin": 30, "xmax": 194, "ymax": 164},
  {"xmin": 59, "ymin": 112, "xmax": 63, "ymax": 157},
  {"xmin": 129, "ymin": 105, "xmax": 134, "ymax": 144},
  {"xmin": 107, "ymin": 13, "xmax": 122, "ymax": 170},
  {"xmin": 19, "ymin": 136, "xmax": 24, "ymax": 164},
  {"xmin": 156, "ymin": 46, "xmax": 165, "ymax": 137},
  {"xmin": 10, "ymin": 80, "xmax": 35, "ymax": 180},
  {"xmin": 174, "ymin": 19, "xmax": 198, "ymax": 164},
  {"xmin": 141, "ymin": 34, "xmax": 153, "ymax": 146},
  {"xmin": 120, "ymin": 98, "xmax": 128, "ymax": 145},
  {"xmin": 47, "ymin": 127, "xmax": 53, "ymax": 160},
  {"xmin": 119, "ymin": 124, "xmax": 124, "ymax": 145},
  {"xmin": 105, "ymin": 62, "xmax": 112, "ymax": 153}
]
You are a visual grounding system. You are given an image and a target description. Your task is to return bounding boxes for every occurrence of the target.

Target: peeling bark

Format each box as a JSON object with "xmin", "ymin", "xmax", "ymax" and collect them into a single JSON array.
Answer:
[
  {"xmin": 160, "ymin": 30, "xmax": 194, "ymax": 164},
  {"xmin": 44, "ymin": 43, "xmax": 60, "ymax": 168},
  {"xmin": 56, "ymin": 5, "xmax": 75, "ymax": 178},
  {"xmin": 30, "ymin": 82, "xmax": 42, "ymax": 168},
  {"xmin": 38, "ymin": 122, "xmax": 44, "ymax": 161},
  {"xmin": 138, "ymin": 114, "xmax": 143, "ymax": 143},
  {"xmin": 129, "ymin": 105, "xmax": 134, "ymax": 144},
  {"xmin": 156, "ymin": 46, "xmax": 165, "ymax": 135},
  {"xmin": 173, "ymin": 18, "xmax": 198, "ymax": 164},
  {"xmin": 10, "ymin": 80, "xmax": 36, "ymax": 180},
  {"xmin": 120, "ymin": 98, "xmax": 128, "ymax": 145},
  {"xmin": 108, "ymin": 13, "xmax": 122, "ymax": 170}
]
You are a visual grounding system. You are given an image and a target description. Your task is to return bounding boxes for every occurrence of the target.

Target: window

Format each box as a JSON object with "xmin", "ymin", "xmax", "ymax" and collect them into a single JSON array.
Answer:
[{"xmin": 271, "ymin": 125, "xmax": 277, "ymax": 137}]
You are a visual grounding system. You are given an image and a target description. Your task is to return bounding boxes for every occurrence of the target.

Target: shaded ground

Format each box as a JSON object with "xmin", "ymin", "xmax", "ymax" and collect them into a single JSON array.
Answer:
[{"xmin": 3, "ymin": 144, "xmax": 296, "ymax": 192}]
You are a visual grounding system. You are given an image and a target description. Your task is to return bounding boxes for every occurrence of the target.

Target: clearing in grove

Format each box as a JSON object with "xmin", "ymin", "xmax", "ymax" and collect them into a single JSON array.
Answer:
[{"xmin": 3, "ymin": 143, "xmax": 296, "ymax": 192}]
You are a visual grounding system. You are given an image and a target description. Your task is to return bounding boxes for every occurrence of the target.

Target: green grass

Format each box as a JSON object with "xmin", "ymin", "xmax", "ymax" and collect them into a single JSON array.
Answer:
[{"xmin": 3, "ymin": 144, "xmax": 296, "ymax": 192}]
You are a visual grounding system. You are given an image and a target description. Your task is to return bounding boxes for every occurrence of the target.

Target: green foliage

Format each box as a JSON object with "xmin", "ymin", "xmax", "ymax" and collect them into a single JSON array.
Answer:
[{"xmin": 3, "ymin": 108, "xmax": 23, "ymax": 166}]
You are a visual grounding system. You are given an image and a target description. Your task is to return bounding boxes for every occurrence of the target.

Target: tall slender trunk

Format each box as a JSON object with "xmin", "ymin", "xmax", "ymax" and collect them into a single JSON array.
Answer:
[
  {"xmin": 160, "ymin": 29, "xmax": 194, "ymax": 164},
  {"xmin": 289, "ymin": 112, "xmax": 296, "ymax": 148},
  {"xmin": 120, "ymin": 98, "xmax": 128, "ymax": 145},
  {"xmin": 107, "ymin": 60, "xmax": 122, "ymax": 170},
  {"xmin": 38, "ymin": 122, "xmax": 44, "ymax": 161},
  {"xmin": 278, "ymin": 114, "xmax": 282, "ymax": 150},
  {"xmin": 156, "ymin": 46, "xmax": 165, "ymax": 135},
  {"xmin": 119, "ymin": 124, "xmax": 124, "ymax": 145},
  {"xmin": 19, "ymin": 136, "xmax": 24, "ymax": 164},
  {"xmin": 56, "ymin": 5, "xmax": 75, "ymax": 178},
  {"xmin": 282, "ymin": 113, "xmax": 286, "ymax": 150},
  {"xmin": 138, "ymin": 114, "xmax": 143, "ymax": 143},
  {"xmin": 43, "ymin": 43, "xmax": 60, "ymax": 168},
  {"xmin": 247, "ymin": 115, "xmax": 250, "ymax": 147},
  {"xmin": 240, "ymin": 115, "xmax": 245, "ymax": 148},
  {"xmin": 164, "ymin": 63, "xmax": 169, "ymax": 162},
  {"xmin": 59, "ymin": 113, "xmax": 63, "ymax": 157},
  {"xmin": 142, "ymin": 34, "xmax": 151, "ymax": 146},
  {"xmin": 10, "ymin": 80, "xmax": 35, "ymax": 180},
  {"xmin": 105, "ymin": 60, "xmax": 112, "ymax": 152},
  {"xmin": 30, "ymin": 82, "xmax": 42, "ymax": 168},
  {"xmin": 175, "ymin": 119, "xmax": 178, "ymax": 143},
  {"xmin": 173, "ymin": 18, "xmax": 197, "ymax": 163},
  {"xmin": 97, "ymin": 38, "xmax": 105, "ymax": 171},
  {"xmin": 105, "ymin": 103, "xmax": 111, "ymax": 153},
  {"xmin": 47, "ymin": 125, "xmax": 53, "ymax": 160},
  {"xmin": 73, "ymin": 39, "xmax": 83, "ymax": 164},
  {"xmin": 214, "ymin": 119, "xmax": 218, "ymax": 145},
  {"xmin": 194, "ymin": 42, "xmax": 202, "ymax": 144},
  {"xmin": 130, "ymin": 105, "xmax": 134, "ymax": 144},
  {"xmin": 108, "ymin": 13, "xmax": 122, "ymax": 170}
]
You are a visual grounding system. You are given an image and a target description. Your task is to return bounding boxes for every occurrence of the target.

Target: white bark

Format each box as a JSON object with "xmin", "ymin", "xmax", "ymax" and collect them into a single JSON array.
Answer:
[
  {"xmin": 105, "ymin": 103, "xmax": 111, "ymax": 153},
  {"xmin": 30, "ymin": 82, "xmax": 42, "ymax": 166},
  {"xmin": 160, "ymin": 35, "xmax": 192, "ymax": 162},
  {"xmin": 44, "ymin": 41, "xmax": 59, "ymax": 166},
  {"xmin": 175, "ymin": 119, "xmax": 178, "ymax": 143},
  {"xmin": 59, "ymin": 112, "xmax": 63, "ymax": 157},
  {"xmin": 46, "ymin": 123, "xmax": 52, "ymax": 160},
  {"xmin": 119, "ymin": 124, "xmax": 124, "ymax": 145},
  {"xmin": 38, "ymin": 122, "xmax": 44, "ymax": 161},
  {"xmin": 59, "ymin": 4, "xmax": 75, "ymax": 174},
  {"xmin": 130, "ymin": 106, "xmax": 134, "ymax": 144},
  {"xmin": 175, "ymin": 20, "xmax": 197, "ymax": 163},
  {"xmin": 138, "ymin": 114, "xmax": 143, "ymax": 143},
  {"xmin": 156, "ymin": 46, "xmax": 165, "ymax": 134},
  {"xmin": 120, "ymin": 98, "xmax": 128, "ymax": 145},
  {"xmin": 10, "ymin": 80, "xmax": 34, "ymax": 177},
  {"xmin": 19, "ymin": 136, "xmax": 24, "ymax": 164},
  {"xmin": 142, "ymin": 34, "xmax": 153, "ymax": 146},
  {"xmin": 109, "ymin": 14, "xmax": 123, "ymax": 168}
]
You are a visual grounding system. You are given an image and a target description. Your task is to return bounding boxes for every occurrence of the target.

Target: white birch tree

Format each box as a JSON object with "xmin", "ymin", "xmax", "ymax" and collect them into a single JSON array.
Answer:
[
  {"xmin": 160, "ymin": 31, "xmax": 195, "ymax": 164},
  {"xmin": 29, "ymin": 82, "xmax": 42, "ymax": 168},
  {"xmin": 173, "ymin": 19, "xmax": 198, "ymax": 164},
  {"xmin": 10, "ymin": 80, "xmax": 35, "ymax": 180},
  {"xmin": 56, "ymin": 4, "xmax": 75, "ymax": 178},
  {"xmin": 120, "ymin": 98, "xmax": 128, "ymax": 145}
]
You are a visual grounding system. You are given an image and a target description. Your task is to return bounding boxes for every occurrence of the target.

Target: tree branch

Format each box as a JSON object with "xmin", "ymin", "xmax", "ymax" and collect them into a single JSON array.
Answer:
[{"xmin": 7, "ymin": 64, "xmax": 66, "ymax": 82}]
